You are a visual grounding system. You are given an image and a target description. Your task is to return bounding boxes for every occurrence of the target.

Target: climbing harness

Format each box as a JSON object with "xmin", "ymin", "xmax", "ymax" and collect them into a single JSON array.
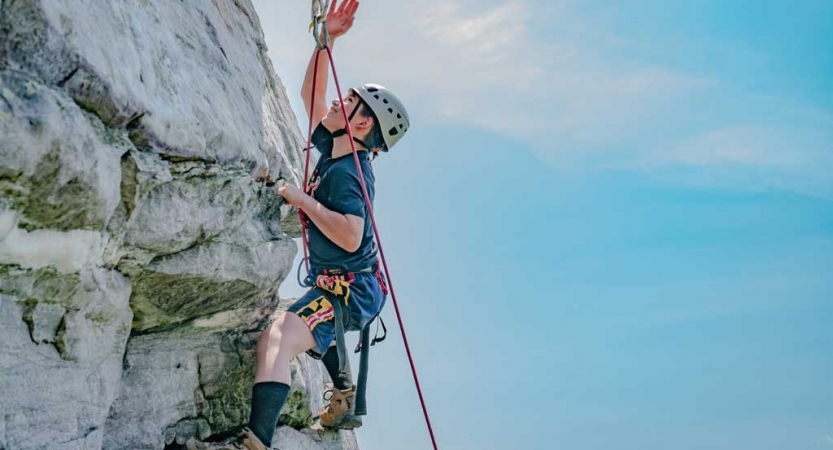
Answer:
[{"xmin": 296, "ymin": 6, "xmax": 440, "ymax": 449}]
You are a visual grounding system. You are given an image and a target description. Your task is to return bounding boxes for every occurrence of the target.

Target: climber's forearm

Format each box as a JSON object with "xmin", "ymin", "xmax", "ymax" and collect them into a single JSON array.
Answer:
[
  {"xmin": 300, "ymin": 38, "xmax": 336, "ymax": 123},
  {"xmin": 299, "ymin": 194, "xmax": 363, "ymax": 253}
]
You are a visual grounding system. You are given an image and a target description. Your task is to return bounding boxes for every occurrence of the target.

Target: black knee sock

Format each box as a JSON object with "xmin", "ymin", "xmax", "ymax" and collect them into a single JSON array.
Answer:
[
  {"xmin": 322, "ymin": 346, "xmax": 352, "ymax": 390},
  {"xmin": 248, "ymin": 381, "xmax": 290, "ymax": 447}
]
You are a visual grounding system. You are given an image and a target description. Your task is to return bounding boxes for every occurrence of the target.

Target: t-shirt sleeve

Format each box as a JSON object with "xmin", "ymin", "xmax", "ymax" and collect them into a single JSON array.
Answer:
[
  {"xmin": 326, "ymin": 165, "xmax": 367, "ymax": 219},
  {"xmin": 311, "ymin": 123, "xmax": 332, "ymax": 153}
]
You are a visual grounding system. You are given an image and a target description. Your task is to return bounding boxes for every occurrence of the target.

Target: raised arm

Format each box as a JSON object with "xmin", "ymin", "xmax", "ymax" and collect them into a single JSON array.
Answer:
[
  {"xmin": 300, "ymin": 0, "xmax": 360, "ymax": 128},
  {"xmin": 300, "ymin": 43, "xmax": 330, "ymax": 128}
]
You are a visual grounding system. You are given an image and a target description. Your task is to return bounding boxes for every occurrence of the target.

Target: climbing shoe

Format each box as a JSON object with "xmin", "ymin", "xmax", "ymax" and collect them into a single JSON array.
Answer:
[{"xmin": 317, "ymin": 384, "xmax": 363, "ymax": 430}]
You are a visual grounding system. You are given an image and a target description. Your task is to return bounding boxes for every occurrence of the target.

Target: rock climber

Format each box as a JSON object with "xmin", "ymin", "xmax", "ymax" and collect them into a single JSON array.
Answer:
[{"xmin": 188, "ymin": 0, "xmax": 409, "ymax": 448}]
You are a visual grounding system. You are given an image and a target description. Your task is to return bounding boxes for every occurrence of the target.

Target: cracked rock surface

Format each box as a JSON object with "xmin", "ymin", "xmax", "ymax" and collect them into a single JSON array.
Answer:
[{"xmin": 0, "ymin": 1, "xmax": 351, "ymax": 449}]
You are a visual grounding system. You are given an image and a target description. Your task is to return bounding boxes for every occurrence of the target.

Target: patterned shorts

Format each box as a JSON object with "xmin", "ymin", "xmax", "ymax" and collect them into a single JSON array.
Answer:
[{"xmin": 287, "ymin": 271, "xmax": 386, "ymax": 358}]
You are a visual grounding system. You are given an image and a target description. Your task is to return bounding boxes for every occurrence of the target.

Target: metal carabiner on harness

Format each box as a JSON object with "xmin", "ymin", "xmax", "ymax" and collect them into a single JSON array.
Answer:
[
  {"xmin": 296, "ymin": 257, "xmax": 315, "ymax": 288},
  {"xmin": 310, "ymin": 0, "xmax": 331, "ymax": 50}
]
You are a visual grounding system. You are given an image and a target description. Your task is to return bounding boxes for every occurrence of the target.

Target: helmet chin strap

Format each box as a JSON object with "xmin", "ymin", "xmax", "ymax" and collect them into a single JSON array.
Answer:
[{"xmin": 331, "ymin": 101, "xmax": 370, "ymax": 150}]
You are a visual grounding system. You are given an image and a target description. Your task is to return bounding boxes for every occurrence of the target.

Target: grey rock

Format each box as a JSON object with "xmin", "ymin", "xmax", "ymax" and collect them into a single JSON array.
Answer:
[
  {"xmin": 0, "ymin": 71, "xmax": 127, "ymax": 231},
  {"xmin": 280, "ymin": 205, "xmax": 304, "ymax": 239},
  {"xmin": 0, "ymin": 267, "xmax": 132, "ymax": 450},
  {"xmin": 0, "ymin": 211, "xmax": 109, "ymax": 273},
  {"xmin": 0, "ymin": 0, "xmax": 350, "ymax": 448},
  {"xmin": 103, "ymin": 302, "xmax": 328, "ymax": 450},
  {"xmin": 272, "ymin": 427, "xmax": 360, "ymax": 450},
  {"xmin": 0, "ymin": 0, "xmax": 305, "ymax": 184},
  {"xmin": 21, "ymin": 300, "xmax": 66, "ymax": 344},
  {"xmin": 113, "ymin": 148, "xmax": 295, "ymax": 332},
  {"xmin": 195, "ymin": 426, "xmax": 359, "ymax": 450},
  {"xmin": 125, "ymin": 228, "xmax": 296, "ymax": 332}
]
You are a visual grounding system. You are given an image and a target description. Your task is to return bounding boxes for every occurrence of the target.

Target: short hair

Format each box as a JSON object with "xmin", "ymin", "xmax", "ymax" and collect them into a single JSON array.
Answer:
[{"xmin": 358, "ymin": 102, "xmax": 388, "ymax": 153}]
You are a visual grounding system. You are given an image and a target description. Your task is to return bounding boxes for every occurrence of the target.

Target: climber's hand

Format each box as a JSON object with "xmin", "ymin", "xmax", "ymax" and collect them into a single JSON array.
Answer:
[
  {"xmin": 278, "ymin": 184, "xmax": 307, "ymax": 207},
  {"xmin": 326, "ymin": 0, "xmax": 359, "ymax": 40}
]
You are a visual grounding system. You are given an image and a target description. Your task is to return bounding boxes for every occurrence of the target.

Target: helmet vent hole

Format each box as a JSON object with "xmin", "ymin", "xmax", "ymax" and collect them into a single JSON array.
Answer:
[
  {"xmin": 367, "ymin": 87, "xmax": 379, "ymax": 92},
  {"xmin": 382, "ymin": 99, "xmax": 389, "ymax": 104},
  {"xmin": 373, "ymin": 94, "xmax": 380, "ymax": 99},
  {"xmin": 399, "ymin": 124, "xmax": 404, "ymax": 129},
  {"xmin": 397, "ymin": 113, "xmax": 402, "ymax": 119},
  {"xmin": 387, "ymin": 108, "xmax": 393, "ymax": 113},
  {"xmin": 388, "ymin": 127, "xmax": 399, "ymax": 136}
]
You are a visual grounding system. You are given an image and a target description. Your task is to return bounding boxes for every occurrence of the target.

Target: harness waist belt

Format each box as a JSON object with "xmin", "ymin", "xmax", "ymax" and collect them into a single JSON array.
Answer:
[{"xmin": 311, "ymin": 266, "xmax": 376, "ymax": 276}]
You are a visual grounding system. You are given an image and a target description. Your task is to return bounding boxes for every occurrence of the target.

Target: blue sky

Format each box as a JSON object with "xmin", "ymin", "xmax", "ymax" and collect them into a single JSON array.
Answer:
[{"xmin": 252, "ymin": 0, "xmax": 833, "ymax": 449}]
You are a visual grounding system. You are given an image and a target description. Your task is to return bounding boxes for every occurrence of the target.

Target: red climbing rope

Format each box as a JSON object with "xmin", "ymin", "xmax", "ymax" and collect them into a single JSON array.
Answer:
[
  {"xmin": 298, "ymin": 45, "xmax": 440, "ymax": 450},
  {"xmin": 298, "ymin": 49, "xmax": 322, "ymax": 275}
]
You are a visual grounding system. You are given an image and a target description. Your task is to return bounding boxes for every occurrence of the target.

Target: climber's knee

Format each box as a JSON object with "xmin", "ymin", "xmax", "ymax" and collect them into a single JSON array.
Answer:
[
  {"xmin": 276, "ymin": 311, "xmax": 317, "ymax": 356},
  {"xmin": 255, "ymin": 322, "xmax": 278, "ymax": 361},
  {"xmin": 256, "ymin": 312, "xmax": 315, "ymax": 358}
]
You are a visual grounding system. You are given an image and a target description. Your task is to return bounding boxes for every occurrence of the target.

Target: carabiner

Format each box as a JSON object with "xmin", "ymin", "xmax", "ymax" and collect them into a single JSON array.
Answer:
[
  {"xmin": 311, "ymin": 0, "xmax": 331, "ymax": 50},
  {"xmin": 296, "ymin": 257, "xmax": 315, "ymax": 288}
]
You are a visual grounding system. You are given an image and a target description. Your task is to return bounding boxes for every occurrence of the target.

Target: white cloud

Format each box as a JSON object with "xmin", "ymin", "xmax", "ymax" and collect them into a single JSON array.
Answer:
[
  {"xmin": 637, "ymin": 99, "xmax": 833, "ymax": 198},
  {"xmin": 655, "ymin": 126, "xmax": 831, "ymax": 168},
  {"xmin": 419, "ymin": 3, "xmax": 528, "ymax": 64},
  {"xmin": 252, "ymin": 0, "xmax": 833, "ymax": 197},
  {"xmin": 254, "ymin": 0, "xmax": 695, "ymax": 133}
]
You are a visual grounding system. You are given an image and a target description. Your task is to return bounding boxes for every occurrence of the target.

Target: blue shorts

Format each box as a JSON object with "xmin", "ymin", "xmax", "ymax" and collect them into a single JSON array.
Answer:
[{"xmin": 287, "ymin": 271, "xmax": 386, "ymax": 358}]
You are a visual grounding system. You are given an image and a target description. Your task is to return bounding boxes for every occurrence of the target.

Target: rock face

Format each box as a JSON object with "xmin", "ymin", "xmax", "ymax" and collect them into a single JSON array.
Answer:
[{"xmin": 0, "ymin": 1, "xmax": 354, "ymax": 449}]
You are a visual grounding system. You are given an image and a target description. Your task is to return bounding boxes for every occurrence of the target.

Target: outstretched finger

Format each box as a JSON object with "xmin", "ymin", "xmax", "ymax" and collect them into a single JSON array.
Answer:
[
  {"xmin": 347, "ymin": 0, "xmax": 358, "ymax": 15},
  {"xmin": 337, "ymin": 0, "xmax": 349, "ymax": 14},
  {"xmin": 329, "ymin": 0, "xmax": 337, "ymax": 14}
]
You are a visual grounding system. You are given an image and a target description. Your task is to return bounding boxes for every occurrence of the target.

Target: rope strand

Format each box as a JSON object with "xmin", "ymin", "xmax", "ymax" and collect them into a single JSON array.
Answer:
[
  {"xmin": 299, "ymin": 49, "xmax": 322, "ymax": 275},
  {"xmin": 298, "ymin": 43, "xmax": 440, "ymax": 450},
  {"xmin": 324, "ymin": 45, "xmax": 440, "ymax": 450}
]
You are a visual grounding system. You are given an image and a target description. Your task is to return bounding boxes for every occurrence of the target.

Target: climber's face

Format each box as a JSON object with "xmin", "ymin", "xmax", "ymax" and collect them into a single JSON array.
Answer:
[{"xmin": 321, "ymin": 91, "xmax": 373, "ymax": 141}]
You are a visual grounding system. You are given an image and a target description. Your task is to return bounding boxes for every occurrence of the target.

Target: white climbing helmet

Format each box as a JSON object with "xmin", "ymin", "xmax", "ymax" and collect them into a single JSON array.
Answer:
[{"xmin": 352, "ymin": 84, "xmax": 410, "ymax": 151}]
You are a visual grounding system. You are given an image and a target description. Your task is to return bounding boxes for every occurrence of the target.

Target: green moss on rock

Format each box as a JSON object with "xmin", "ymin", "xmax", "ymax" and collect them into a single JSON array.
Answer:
[
  {"xmin": 203, "ymin": 343, "xmax": 256, "ymax": 430},
  {"xmin": 129, "ymin": 271, "xmax": 258, "ymax": 331},
  {"xmin": 20, "ymin": 150, "xmax": 106, "ymax": 231}
]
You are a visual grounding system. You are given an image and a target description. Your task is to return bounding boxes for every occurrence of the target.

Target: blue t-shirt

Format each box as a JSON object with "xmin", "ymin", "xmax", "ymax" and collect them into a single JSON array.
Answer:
[{"xmin": 305, "ymin": 124, "xmax": 377, "ymax": 272}]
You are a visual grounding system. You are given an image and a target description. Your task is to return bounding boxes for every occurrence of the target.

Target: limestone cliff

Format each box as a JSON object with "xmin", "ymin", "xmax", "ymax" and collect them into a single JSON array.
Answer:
[{"xmin": 0, "ymin": 1, "xmax": 355, "ymax": 449}]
